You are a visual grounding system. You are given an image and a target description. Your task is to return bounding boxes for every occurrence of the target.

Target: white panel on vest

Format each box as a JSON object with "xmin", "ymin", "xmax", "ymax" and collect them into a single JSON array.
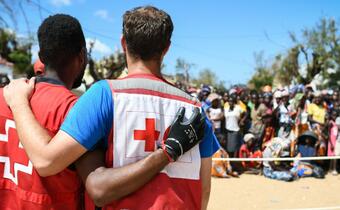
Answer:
[{"xmin": 113, "ymin": 92, "xmax": 201, "ymax": 180}]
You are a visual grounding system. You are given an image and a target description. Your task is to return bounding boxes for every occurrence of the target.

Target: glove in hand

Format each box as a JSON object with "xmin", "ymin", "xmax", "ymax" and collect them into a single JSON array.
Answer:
[{"xmin": 162, "ymin": 107, "xmax": 205, "ymax": 161}]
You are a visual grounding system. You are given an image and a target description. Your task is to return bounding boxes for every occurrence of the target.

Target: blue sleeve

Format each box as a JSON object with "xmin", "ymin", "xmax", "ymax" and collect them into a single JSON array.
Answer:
[
  {"xmin": 199, "ymin": 114, "xmax": 220, "ymax": 158},
  {"xmin": 60, "ymin": 80, "xmax": 113, "ymax": 150}
]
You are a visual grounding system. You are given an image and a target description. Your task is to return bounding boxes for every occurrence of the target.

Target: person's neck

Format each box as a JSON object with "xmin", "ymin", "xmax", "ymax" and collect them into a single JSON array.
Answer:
[
  {"xmin": 44, "ymin": 68, "xmax": 73, "ymax": 90},
  {"xmin": 126, "ymin": 58, "xmax": 162, "ymax": 78}
]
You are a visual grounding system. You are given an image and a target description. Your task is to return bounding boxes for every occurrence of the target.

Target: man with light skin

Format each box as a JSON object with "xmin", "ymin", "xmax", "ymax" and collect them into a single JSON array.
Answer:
[
  {"xmin": 4, "ymin": 6, "xmax": 219, "ymax": 210},
  {"xmin": 0, "ymin": 13, "xmax": 205, "ymax": 210}
]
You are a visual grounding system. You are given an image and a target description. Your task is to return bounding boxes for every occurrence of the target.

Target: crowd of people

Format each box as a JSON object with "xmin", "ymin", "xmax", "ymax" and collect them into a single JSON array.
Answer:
[{"xmin": 185, "ymin": 83, "xmax": 340, "ymax": 181}]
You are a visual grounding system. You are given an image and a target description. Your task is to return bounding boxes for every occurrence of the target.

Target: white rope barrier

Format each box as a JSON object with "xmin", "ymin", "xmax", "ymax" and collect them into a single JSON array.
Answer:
[{"xmin": 213, "ymin": 156, "xmax": 340, "ymax": 162}]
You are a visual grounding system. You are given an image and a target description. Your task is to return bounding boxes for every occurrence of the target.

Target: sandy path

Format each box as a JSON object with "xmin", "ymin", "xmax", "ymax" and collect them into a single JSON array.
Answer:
[{"xmin": 208, "ymin": 174, "xmax": 340, "ymax": 210}]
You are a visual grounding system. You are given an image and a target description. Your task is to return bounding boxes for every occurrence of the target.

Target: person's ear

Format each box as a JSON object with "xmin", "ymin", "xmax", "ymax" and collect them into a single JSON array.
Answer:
[
  {"xmin": 38, "ymin": 51, "xmax": 45, "ymax": 64},
  {"xmin": 161, "ymin": 41, "xmax": 171, "ymax": 59},
  {"xmin": 121, "ymin": 35, "xmax": 127, "ymax": 53}
]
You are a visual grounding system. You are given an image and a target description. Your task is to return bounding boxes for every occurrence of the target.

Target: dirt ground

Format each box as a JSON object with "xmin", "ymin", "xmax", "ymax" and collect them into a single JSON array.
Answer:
[{"xmin": 208, "ymin": 174, "xmax": 340, "ymax": 210}]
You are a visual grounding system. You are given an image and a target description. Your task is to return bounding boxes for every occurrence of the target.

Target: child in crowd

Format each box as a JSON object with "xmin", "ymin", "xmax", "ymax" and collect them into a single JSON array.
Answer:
[
  {"xmin": 335, "ymin": 117, "xmax": 340, "ymax": 167},
  {"xmin": 328, "ymin": 110, "xmax": 339, "ymax": 175}
]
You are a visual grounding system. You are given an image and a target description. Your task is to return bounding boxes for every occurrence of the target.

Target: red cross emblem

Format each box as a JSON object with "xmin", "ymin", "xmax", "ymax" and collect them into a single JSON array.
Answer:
[
  {"xmin": 0, "ymin": 118, "xmax": 32, "ymax": 185},
  {"xmin": 133, "ymin": 118, "xmax": 160, "ymax": 152}
]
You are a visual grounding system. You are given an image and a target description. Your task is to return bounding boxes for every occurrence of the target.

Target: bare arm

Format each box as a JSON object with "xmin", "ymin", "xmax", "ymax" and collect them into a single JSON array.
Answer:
[
  {"xmin": 200, "ymin": 157, "xmax": 212, "ymax": 210},
  {"xmin": 76, "ymin": 148, "xmax": 169, "ymax": 207},
  {"xmin": 15, "ymin": 112, "xmax": 86, "ymax": 176},
  {"xmin": 9, "ymin": 100, "xmax": 87, "ymax": 177},
  {"xmin": 3, "ymin": 78, "xmax": 87, "ymax": 176}
]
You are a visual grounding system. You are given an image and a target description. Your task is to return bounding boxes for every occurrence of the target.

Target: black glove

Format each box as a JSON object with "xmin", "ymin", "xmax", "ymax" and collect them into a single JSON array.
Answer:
[{"xmin": 162, "ymin": 107, "xmax": 205, "ymax": 162}]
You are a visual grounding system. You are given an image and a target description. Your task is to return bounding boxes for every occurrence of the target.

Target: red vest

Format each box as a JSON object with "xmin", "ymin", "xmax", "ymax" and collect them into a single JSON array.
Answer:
[
  {"xmin": 0, "ymin": 82, "xmax": 83, "ymax": 210},
  {"xmin": 103, "ymin": 74, "xmax": 202, "ymax": 210}
]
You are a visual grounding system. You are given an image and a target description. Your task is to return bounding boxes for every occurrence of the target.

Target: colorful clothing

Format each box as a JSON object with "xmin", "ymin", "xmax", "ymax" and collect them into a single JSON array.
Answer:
[
  {"xmin": 262, "ymin": 145, "xmax": 294, "ymax": 181},
  {"xmin": 328, "ymin": 121, "xmax": 338, "ymax": 156},
  {"xmin": 211, "ymin": 148, "xmax": 232, "ymax": 178},
  {"xmin": 0, "ymin": 80, "xmax": 82, "ymax": 210},
  {"xmin": 239, "ymin": 144, "xmax": 262, "ymax": 168},
  {"xmin": 250, "ymin": 103, "xmax": 267, "ymax": 126},
  {"xmin": 208, "ymin": 107, "xmax": 223, "ymax": 130},
  {"xmin": 263, "ymin": 167, "xmax": 294, "ymax": 181},
  {"xmin": 224, "ymin": 105, "xmax": 243, "ymax": 132},
  {"xmin": 61, "ymin": 74, "xmax": 219, "ymax": 210},
  {"xmin": 262, "ymin": 126, "xmax": 275, "ymax": 149},
  {"xmin": 307, "ymin": 103, "xmax": 326, "ymax": 124},
  {"xmin": 238, "ymin": 101, "xmax": 247, "ymax": 113}
]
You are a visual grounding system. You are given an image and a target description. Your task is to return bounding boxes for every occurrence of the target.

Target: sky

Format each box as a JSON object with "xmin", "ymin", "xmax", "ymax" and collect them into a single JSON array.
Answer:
[{"xmin": 7, "ymin": 0, "xmax": 340, "ymax": 86}]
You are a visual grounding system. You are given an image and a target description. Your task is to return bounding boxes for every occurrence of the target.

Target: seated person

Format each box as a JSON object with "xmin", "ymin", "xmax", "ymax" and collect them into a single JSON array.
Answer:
[
  {"xmin": 239, "ymin": 133, "xmax": 262, "ymax": 172},
  {"xmin": 211, "ymin": 148, "xmax": 239, "ymax": 178},
  {"xmin": 295, "ymin": 131, "xmax": 318, "ymax": 160},
  {"xmin": 290, "ymin": 131, "xmax": 325, "ymax": 179},
  {"xmin": 262, "ymin": 137, "xmax": 294, "ymax": 181}
]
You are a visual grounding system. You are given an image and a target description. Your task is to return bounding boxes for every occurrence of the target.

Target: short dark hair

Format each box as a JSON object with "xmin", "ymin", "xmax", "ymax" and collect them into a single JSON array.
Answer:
[
  {"xmin": 123, "ymin": 6, "xmax": 173, "ymax": 60},
  {"xmin": 38, "ymin": 14, "xmax": 85, "ymax": 70}
]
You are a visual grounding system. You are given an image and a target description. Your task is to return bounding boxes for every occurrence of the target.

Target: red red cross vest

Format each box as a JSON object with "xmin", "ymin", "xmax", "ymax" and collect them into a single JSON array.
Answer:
[
  {"xmin": 102, "ymin": 74, "xmax": 202, "ymax": 210},
  {"xmin": 0, "ymin": 82, "xmax": 83, "ymax": 210}
]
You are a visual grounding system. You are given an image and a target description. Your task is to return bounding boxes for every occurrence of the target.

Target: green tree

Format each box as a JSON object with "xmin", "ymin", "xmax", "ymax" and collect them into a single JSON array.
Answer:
[
  {"xmin": 87, "ymin": 40, "xmax": 126, "ymax": 85},
  {"xmin": 277, "ymin": 18, "xmax": 340, "ymax": 87},
  {"xmin": 0, "ymin": 28, "xmax": 33, "ymax": 75},
  {"xmin": 175, "ymin": 58, "xmax": 194, "ymax": 83},
  {"xmin": 248, "ymin": 52, "xmax": 274, "ymax": 90},
  {"xmin": 191, "ymin": 68, "xmax": 227, "ymax": 92}
]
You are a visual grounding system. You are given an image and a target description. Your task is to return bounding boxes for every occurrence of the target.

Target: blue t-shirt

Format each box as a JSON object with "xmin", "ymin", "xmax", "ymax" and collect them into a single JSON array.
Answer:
[{"xmin": 61, "ymin": 80, "xmax": 219, "ymax": 158}]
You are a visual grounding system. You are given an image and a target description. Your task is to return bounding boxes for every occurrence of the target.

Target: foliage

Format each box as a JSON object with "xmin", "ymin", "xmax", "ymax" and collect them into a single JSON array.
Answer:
[
  {"xmin": 277, "ymin": 18, "xmax": 340, "ymax": 87},
  {"xmin": 0, "ymin": 28, "xmax": 33, "ymax": 75},
  {"xmin": 175, "ymin": 58, "xmax": 194, "ymax": 83},
  {"xmin": 191, "ymin": 68, "xmax": 227, "ymax": 92},
  {"xmin": 249, "ymin": 18, "xmax": 340, "ymax": 88},
  {"xmin": 87, "ymin": 40, "xmax": 126, "ymax": 83},
  {"xmin": 248, "ymin": 52, "xmax": 274, "ymax": 91}
]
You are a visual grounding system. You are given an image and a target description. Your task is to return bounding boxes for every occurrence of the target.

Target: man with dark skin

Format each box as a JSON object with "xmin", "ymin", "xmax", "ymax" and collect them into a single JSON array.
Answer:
[
  {"xmin": 4, "ymin": 7, "xmax": 218, "ymax": 210},
  {"xmin": 0, "ymin": 13, "xmax": 206, "ymax": 209},
  {"xmin": 308, "ymin": 93, "xmax": 326, "ymax": 127}
]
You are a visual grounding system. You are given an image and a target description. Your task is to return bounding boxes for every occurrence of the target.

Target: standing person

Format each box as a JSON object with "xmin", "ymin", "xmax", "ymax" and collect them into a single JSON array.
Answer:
[
  {"xmin": 4, "ymin": 7, "xmax": 218, "ymax": 210},
  {"xmin": 249, "ymin": 91, "xmax": 267, "ymax": 149},
  {"xmin": 222, "ymin": 92, "xmax": 229, "ymax": 107},
  {"xmin": 292, "ymin": 93, "xmax": 309, "ymax": 137},
  {"xmin": 308, "ymin": 91, "xmax": 327, "ymax": 128},
  {"xmin": 334, "ymin": 117, "xmax": 340, "ymax": 173},
  {"xmin": 273, "ymin": 90, "xmax": 282, "ymax": 109},
  {"xmin": 0, "ymin": 14, "xmax": 205, "ymax": 210},
  {"xmin": 0, "ymin": 14, "xmax": 87, "ymax": 210},
  {"xmin": 262, "ymin": 92, "xmax": 273, "ymax": 111},
  {"xmin": 224, "ymin": 94, "xmax": 244, "ymax": 157},
  {"xmin": 308, "ymin": 91, "xmax": 327, "ymax": 157},
  {"xmin": 199, "ymin": 85, "xmax": 212, "ymax": 113},
  {"xmin": 239, "ymin": 91, "xmax": 252, "ymax": 133},
  {"xmin": 207, "ymin": 94, "xmax": 224, "ymax": 135},
  {"xmin": 276, "ymin": 89, "xmax": 292, "ymax": 135},
  {"xmin": 261, "ymin": 110, "xmax": 275, "ymax": 150},
  {"xmin": 328, "ymin": 110, "xmax": 339, "ymax": 175}
]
